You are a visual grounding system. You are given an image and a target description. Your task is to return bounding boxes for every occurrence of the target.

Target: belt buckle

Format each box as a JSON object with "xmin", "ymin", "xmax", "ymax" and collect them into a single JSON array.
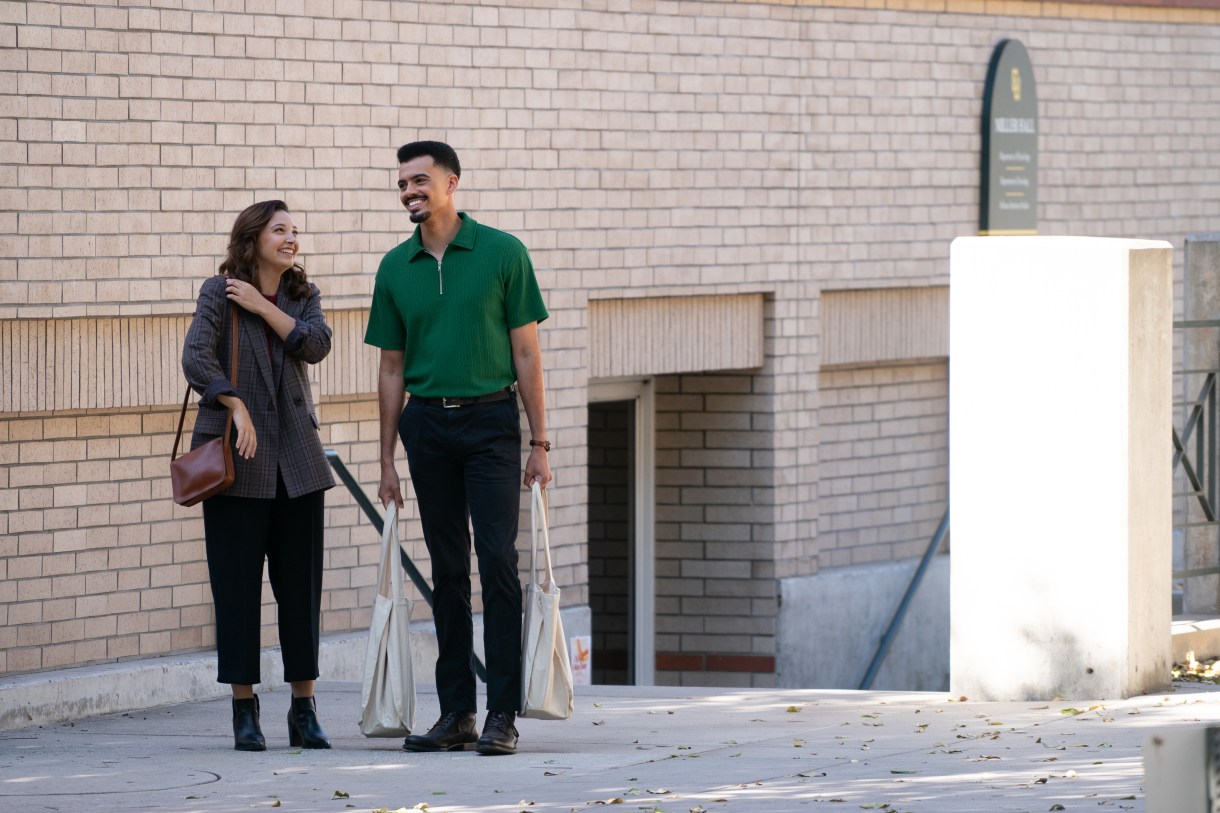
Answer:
[{"xmin": 442, "ymin": 397, "xmax": 461, "ymax": 409}]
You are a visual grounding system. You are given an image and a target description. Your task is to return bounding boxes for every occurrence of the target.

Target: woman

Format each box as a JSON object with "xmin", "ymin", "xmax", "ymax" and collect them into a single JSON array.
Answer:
[{"xmin": 182, "ymin": 200, "xmax": 335, "ymax": 751}]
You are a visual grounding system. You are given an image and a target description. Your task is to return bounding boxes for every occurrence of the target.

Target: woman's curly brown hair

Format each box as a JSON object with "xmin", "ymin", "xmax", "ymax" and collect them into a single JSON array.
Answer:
[{"xmin": 218, "ymin": 200, "xmax": 311, "ymax": 300}]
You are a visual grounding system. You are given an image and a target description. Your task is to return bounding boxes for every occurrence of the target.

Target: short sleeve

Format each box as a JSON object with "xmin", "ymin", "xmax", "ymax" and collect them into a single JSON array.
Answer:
[
  {"xmin": 364, "ymin": 260, "xmax": 407, "ymax": 350},
  {"xmin": 502, "ymin": 246, "xmax": 548, "ymax": 330}
]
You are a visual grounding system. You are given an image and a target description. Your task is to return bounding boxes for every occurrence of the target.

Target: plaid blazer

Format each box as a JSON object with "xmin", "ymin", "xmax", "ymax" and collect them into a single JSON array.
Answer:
[{"xmin": 182, "ymin": 273, "xmax": 335, "ymax": 499}]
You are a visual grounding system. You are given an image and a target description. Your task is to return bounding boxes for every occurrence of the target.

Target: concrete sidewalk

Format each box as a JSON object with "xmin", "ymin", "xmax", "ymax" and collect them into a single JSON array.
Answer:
[{"xmin": 4, "ymin": 678, "xmax": 1219, "ymax": 813}]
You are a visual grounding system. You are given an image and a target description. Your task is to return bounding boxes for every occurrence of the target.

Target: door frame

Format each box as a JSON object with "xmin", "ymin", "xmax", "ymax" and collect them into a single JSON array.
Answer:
[{"xmin": 587, "ymin": 377, "xmax": 656, "ymax": 685}]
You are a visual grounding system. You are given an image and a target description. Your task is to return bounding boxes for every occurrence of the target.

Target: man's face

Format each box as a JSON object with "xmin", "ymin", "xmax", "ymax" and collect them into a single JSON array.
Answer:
[{"xmin": 397, "ymin": 156, "xmax": 456, "ymax": 224}]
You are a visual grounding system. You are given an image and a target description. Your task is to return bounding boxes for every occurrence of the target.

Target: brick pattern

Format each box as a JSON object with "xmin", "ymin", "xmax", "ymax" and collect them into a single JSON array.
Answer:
[
  {"xmin": 654, "ymin": 372, "xmax": 777, "ymax": 689},
  {"xmin": 817, "ymin": 362, "xmax": 950, "ymax": 568},
  {"xmin": 0, "ymin": 401, "xmax": 374, "ymax": 673}
]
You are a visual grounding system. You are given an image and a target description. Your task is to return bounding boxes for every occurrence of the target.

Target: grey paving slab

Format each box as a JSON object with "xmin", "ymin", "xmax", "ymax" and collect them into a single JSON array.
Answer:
[{"xmin": 2, "ymin": 681, "xmax": 1219, "ymax": 813}]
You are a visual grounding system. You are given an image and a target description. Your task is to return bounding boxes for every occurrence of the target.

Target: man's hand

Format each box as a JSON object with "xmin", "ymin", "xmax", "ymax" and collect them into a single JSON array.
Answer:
[
  {"xmin": 524, "ymin": 446, "xmax": 552, "ymax": 489},
  {"xmin": 379, "ymin": 464, "xmax": 404, "ymax": 509}
]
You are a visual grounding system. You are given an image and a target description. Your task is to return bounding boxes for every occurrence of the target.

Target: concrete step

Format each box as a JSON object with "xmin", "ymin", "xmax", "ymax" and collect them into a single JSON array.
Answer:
[{"xmin": 1172, "ymin": 614, "xmax": 1220, "ymax": 663}]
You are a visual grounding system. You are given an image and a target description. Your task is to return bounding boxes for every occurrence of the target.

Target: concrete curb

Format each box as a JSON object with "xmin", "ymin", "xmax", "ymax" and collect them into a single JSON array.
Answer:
[
  {"xmin": 0, "ymin": 606, "xmax": 591, "ymax": 732},
  {"xmin": 0, "ymin": 632, "xmax": 366, "ymax": 731}
]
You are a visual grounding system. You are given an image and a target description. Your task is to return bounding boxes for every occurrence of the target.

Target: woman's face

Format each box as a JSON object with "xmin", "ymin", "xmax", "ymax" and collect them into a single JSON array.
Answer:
[{"xmin": 255, "ymin": 210, "xmax": 299, "ymax": 273}]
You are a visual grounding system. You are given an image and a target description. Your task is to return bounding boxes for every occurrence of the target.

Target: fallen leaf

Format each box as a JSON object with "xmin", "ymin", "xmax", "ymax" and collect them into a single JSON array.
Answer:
[
  {"xmin": 787, "ymin": 705, "xmax": 802, "ymax": 712},
  {"xmin": 331, "ymin": 791, "xmax": 350, "ymax": 799},
  {"xmin": 1050, "ymin": 806, "xmax": 1065, "ymax": 812},
  {"xmin": 890, "ymin": 770, "xmax": 917, "ymax": 774}
]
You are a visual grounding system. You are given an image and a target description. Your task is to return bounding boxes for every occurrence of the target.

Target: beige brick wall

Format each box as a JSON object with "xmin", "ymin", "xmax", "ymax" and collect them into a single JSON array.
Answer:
[
  {"xmin": 3, "ymin": 0, "xmax": 1220, "ymax": 681},
  {"xmin": 655, "ymin": 372, "xmax": 778, "ymax": 688},
  {"xmin": 817, "ymin": 361, "xmax": 950, "ymax": 568}
]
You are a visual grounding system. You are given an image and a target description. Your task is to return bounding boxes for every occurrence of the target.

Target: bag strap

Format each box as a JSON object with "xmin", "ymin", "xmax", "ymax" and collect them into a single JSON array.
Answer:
[
  {"xmin": 530, "ymin": 482, "xmax": 554, "ymax": 585},
  {"xmin": 379, "ymin": 502, "xmax": 405, "ymax": 600},
  {"xmin": 172, "ymin": 305, "xmax": 240, "ymax": 461}
]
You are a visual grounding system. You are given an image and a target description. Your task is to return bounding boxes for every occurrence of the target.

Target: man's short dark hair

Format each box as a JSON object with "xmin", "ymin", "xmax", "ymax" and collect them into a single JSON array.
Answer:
[{"xmin": 396, "ymin": 141, "xmax": 461, "ymax": 178}]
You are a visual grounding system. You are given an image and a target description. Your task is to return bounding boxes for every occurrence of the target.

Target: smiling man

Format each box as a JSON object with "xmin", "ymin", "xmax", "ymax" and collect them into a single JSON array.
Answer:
[{"xmin": 364, "ymin": 141, "xmax": 552, "ymax": 756}]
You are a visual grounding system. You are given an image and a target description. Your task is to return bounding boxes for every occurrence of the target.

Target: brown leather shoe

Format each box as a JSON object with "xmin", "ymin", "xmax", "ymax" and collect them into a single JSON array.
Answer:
[
  {"xmin": 475, "ymin": 711, "xmax": 518, "ymax": 755},
  {"xmin": 402, "ymin": 711, "xmax": 478, "ymax": 752}
]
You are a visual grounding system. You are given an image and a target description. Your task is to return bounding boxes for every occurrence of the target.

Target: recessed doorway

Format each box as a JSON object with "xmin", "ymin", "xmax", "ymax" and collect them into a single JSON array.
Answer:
[{"xmin": 587, "ymin": 379, "xmax": 655, "ymax": 685}]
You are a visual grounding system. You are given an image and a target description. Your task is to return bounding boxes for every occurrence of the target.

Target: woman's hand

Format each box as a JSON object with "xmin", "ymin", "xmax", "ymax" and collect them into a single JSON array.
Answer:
[
  {"xmin": 230, "ymin": 400, "xmax": 257, "ymax": 460},
  {"xmin": 225, "ymin": 277, "xmax": 267, "ymax": 316}
]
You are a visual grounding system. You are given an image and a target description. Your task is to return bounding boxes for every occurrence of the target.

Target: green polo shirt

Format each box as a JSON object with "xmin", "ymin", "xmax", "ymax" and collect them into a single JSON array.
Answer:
[{"xmin": 364, "ymin": 213, "xmax": 548, "ymax": 398}]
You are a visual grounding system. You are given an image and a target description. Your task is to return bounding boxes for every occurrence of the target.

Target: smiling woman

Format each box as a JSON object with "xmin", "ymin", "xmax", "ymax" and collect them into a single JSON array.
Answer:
[{"xmin": 181, "ymin": 199, "xmax": 337, "ymax": 752}]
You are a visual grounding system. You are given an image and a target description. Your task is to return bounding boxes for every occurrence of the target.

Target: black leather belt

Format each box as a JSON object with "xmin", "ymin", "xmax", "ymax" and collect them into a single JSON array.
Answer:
[{"xmin": 410, "ymin": 387, "xmax": 515, "ymax": 409}]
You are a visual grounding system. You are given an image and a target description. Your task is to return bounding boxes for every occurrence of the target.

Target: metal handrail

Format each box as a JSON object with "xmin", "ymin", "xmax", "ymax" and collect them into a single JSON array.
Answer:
[
  {"xmin": 325, "ymin": 449, "xmax": 487, "ymax": 683},
  {"xmin": 858, "ymin": 508, "xmax": 949, "ymax": 690}
]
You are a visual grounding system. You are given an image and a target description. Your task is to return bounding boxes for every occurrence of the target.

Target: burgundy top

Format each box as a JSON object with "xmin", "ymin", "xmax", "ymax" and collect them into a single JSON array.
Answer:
[{"xmin": 262, "ymin": 293, "xmax": 277, "ymax": 358}]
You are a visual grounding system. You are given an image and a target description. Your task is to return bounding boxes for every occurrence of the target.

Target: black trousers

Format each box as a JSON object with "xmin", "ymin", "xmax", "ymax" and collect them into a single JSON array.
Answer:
[
  {"xmin": 399, "ymin": 396, "xmax": 524, "ymax": 714},
  {"xmin": 202, "ymin": 473, "xmax": 325, "ymax": 685}
]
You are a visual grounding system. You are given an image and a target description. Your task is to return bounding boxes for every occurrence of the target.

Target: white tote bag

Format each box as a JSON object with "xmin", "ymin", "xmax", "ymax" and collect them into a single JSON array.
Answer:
[
  {"xmin": 520, "ymin": 482, "xmax": 574, "ymax": 720},
  {"xmin": 359, "ymin": 502, "xmax": 417, "ymax": 737}
]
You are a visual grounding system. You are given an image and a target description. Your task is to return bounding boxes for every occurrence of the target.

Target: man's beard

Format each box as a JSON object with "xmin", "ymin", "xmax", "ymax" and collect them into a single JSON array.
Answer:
[{"xmin": 409, "ymin": 208, "xmax": 431, "ymax": 224}]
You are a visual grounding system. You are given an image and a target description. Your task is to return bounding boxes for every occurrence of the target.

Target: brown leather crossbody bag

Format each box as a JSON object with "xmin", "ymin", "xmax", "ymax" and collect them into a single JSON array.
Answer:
[{"xmin": 170, "ymin": 307, "xmax": 239, "ymax": 507}]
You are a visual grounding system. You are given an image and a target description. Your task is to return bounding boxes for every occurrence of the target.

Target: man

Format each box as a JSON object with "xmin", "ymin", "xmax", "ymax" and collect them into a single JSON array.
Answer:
[{"xmin": 365, "ymin": 141, "xmax": 552, "ymax": 756}]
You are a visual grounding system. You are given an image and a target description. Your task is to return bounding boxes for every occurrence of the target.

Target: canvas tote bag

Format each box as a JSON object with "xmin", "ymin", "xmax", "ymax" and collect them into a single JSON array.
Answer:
[
  {"xmin": 359, "ymin": 502, "xmax": 416, "ymax": 737},
  {"xmin": 520, "ymin": 482, "xmax": 574, "ymax": 720}
]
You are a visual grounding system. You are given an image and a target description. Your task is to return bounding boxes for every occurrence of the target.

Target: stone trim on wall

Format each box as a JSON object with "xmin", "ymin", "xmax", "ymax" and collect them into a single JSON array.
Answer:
[
  {"xmin": 1, "ymin": 309, "xmax": 379, "ymax": 414},
  {"xmin": 588, "ymin": 294, "xmax": 765, "ymax": 380},
  {"xmin": 821, "ymin": 287, "xmax": 948, "ymax": 369}
]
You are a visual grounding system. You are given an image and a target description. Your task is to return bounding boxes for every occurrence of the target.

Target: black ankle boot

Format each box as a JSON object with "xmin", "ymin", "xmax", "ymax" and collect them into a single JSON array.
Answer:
[
  {"xmin": 232, "ymin": 695, "xmax": 266, "ymax": 751},
  {"xmin": 287, "ymin": 695, "xmax": 331, "ymax": 749}
]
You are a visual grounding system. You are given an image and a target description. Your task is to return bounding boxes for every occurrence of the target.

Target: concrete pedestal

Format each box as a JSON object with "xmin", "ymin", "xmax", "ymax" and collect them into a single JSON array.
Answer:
[{"xmin": 949, "ymin": 236, "xmax": 1173, "ymax": 701}]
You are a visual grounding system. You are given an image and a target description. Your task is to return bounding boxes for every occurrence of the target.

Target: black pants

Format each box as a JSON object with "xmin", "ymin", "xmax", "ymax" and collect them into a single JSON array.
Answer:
[
  {"xmin": 202, "ymin": 473, "xmax": 325, "ymax": 685},
  {"xmin": 399, "ymin": 396, "xmax": 524, "ymax": 714}
]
